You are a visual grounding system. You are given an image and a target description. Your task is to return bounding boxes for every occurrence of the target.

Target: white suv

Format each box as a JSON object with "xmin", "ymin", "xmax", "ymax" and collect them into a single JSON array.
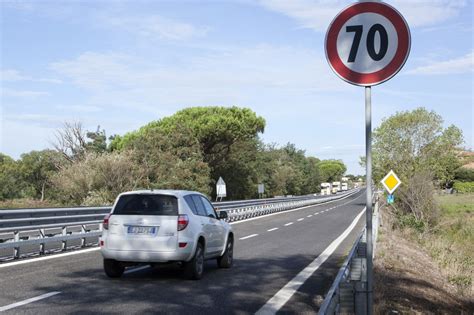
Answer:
[{"xmin": 100, "ymin": 190, "xmax": 234, "ymax": 279}]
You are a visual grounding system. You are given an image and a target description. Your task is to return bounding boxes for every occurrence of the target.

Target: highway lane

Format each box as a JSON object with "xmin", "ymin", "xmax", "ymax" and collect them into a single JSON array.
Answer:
[{"xmin": 0, "ymin": 189, "xmax": 366, "ymax": 314}]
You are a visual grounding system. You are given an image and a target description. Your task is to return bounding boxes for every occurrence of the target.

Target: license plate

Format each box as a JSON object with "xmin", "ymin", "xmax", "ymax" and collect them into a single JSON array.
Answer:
[{"xmin": 127, "ymin": 226, "xmax": 156, "ymax": 235}]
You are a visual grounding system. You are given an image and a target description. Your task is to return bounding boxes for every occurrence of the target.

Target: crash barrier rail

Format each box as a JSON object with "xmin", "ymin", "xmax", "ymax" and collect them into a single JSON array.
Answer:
[
  {"xmin": 0, "ymin": 189, "xmax": 359, "ymax": 261},
  {"xmin": 318, "ymin": 194, "xmax": 380, "ymax": 315}
]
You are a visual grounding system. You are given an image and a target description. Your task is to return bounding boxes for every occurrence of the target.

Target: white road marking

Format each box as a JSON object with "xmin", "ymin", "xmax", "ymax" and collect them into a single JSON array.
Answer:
[
  {"xmin": 307, "ymin": 215, "xmax": 312, "ymax": 218},
  {"xmin": 124, "ymin": 265, "xmax": 150, "ymax": 274},
  {"xmin": 284, "ymin": 222, "xmax": 293, "ymax": 226},
  {"xmin": 297, "ymin": 218, "xmax": 304, "ymax": 222},
  {"xmin": 239, "ymin": 234, "xmax": 258, "ymax": 240},
  {"xmin": 0, "ymin": 247, "xmax": 101, "ymax": 269},
  {"xmin": 229, "ymin": 190, "xmax": 360, "ymax": 225},
  {"xmin": 0, "ymin": 291, "xmax": 61, "ymax": 312},
  {"xmin": 255, "ymin": 207, "xmax": 366, "ymax": 315},
  {"xmin": 267, "ymin": 228, "xmax": 278, "ymax": 232}
]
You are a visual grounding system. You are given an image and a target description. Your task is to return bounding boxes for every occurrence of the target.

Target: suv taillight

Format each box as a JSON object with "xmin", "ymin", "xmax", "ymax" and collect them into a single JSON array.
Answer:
[
  {"xmin": 177, "ymin": 214, "xmax": 189, "ymax": 231},
  {"xmin": 103, "ymin": 214, "xmax": 111, "ymax": 230}
]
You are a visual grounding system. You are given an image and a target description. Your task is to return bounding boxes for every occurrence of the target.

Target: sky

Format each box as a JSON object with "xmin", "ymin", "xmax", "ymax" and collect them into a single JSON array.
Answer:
[{"xmin": 0, "ymin": 0, "xmax": 473, "ymax": 175}]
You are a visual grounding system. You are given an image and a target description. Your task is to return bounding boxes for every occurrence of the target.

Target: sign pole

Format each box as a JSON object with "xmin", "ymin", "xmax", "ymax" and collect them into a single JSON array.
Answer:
[{"xmin": 365, "ymin": 86, "xmax": 373, "ymax": 315}]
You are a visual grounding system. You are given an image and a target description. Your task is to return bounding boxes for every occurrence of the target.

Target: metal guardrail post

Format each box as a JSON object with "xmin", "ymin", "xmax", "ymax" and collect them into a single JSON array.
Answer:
[
  {"xmin": 39, "ymin": 228, "xmax": 45, "ymax": 255},
  {"xmin": 13, "ymin": 231, "xmax": 20, "ymax": 259},
  {"xmin": 81, "ymin": 225, "xmax": 86, "ymax": 247},
  {"xmin": 61, "ymin": 226, "xmax": 67, "ymax": 251}
]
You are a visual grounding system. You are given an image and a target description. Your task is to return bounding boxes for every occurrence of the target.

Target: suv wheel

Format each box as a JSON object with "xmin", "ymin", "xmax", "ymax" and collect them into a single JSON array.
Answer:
[
  {"xmin": 104, "ymin": 259, "xmax": 124, "ymax": 278},
  {"xmin": 184, "ymin": 242, "xmax": 204, "ymax": 280},
  {"xmin": 217, "ymin": 236, "xmax": 233, "ymax": 268}
]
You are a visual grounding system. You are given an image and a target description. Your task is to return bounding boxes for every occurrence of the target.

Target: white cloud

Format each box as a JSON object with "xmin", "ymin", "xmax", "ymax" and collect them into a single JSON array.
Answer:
[
  {"xmin": 258, "ymin": 0, "xmax": 467, "ymax": 31},
  {"xmin": 1, "ymin": 88, "xmax": 49, "ymax": 99},
  {"xmin": 55, "ymin": 105, "xmax": 103, "ymax": 113},
  {"xmin": 49, "ymin": 46, "xmax": 347, "ymax": 114},
  {"xmin": 406, "ymin": 51, "xmax": 474, "ymax": 75},
  {"xmin": 0, "ymin": 69, "xmax": 62, "ymax": 84},
  {"xmin": 99, "ymin": 14, "xmax": 208, "ymax": 40}
]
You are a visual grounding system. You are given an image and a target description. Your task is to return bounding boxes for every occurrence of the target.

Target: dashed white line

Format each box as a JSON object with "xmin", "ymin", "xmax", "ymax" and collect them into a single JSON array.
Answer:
[
  {"xmin": 255, "ymin": 207, "xmax": 366, "ymax": 315},
  {"xmin": 284, "ymin": 222, "xmax": 293, "ymax": 226},
  {"xmin": 239, "ymin": 234, "xmax": 258, "ymax": 240},
  {"xmin": 0, "ymin": 292, "xmax": 61, "ymax": 312},
  {"xmin": 307, "ymin": 215, "xmax": 313, "ymax": 218},
  {"xmin": 297, "ymin": 218, "xmax": 304, "ymax": 222},
  {"xmin": 267, "ymin": 228, "xmax": 279, "ymax": 232}
]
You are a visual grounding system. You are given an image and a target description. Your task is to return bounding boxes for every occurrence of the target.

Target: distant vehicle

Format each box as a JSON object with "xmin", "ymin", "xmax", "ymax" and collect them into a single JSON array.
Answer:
[
  {"xmin": 321, "ymin": 182, "xmax": 332, "ymax": 195},
  {"xmin": 100, "ymin": 190, "xmax": 234, "ymax": 280},
  {"xmin": 332, "ymin": 181, "xmax": 341, "ymax": 194},
  {"xmin": 341, "ymin": 183, "xmax": 348, "ymax": 191}
]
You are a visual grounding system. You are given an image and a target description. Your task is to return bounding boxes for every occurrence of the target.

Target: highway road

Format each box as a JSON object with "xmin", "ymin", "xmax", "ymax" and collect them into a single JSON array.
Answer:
[{"xmin": 0, "ymin": 189, "xmax": 366, "ymax": 314}]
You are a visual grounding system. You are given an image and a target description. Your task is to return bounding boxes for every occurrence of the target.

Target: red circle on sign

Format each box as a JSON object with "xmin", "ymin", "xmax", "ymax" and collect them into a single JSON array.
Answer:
[{"xmin": 325, "ymin": 2, "xmax": 410, "ymax": 86}]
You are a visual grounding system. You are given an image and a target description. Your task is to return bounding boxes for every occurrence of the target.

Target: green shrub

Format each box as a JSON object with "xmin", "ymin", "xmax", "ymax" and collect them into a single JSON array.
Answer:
[
  {"xmin": 453, "ymin": 181, "xmax": 474, "ymax": 193},
  {"xmin": 454, "ymin": 167, "xmax": 474, "ymax": 182}
]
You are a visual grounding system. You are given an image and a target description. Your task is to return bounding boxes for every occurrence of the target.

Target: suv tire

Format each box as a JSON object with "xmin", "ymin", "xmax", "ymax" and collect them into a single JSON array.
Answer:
[
  {"xmin": 184, "ymin": 242, "xmax": 204, "ymax": 280},
  {"xmin": 217, "ymin": 235, "xmax": 233, "ymax": 268},
  {"xmin": 104, "ymin": 259, "xmax": 124, "ymax": 278}
]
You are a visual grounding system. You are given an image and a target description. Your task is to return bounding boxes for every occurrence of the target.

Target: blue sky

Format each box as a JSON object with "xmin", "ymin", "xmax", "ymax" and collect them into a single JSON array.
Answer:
[{"xmin": 1, "ymin": 0, "xmax": 472, "ymax": 175}]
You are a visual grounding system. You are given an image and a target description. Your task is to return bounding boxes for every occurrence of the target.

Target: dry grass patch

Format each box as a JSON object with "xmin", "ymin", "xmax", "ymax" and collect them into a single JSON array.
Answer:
[{"xmin": 374, "ymin": 205, "xmax": 473, "ymax": 314}]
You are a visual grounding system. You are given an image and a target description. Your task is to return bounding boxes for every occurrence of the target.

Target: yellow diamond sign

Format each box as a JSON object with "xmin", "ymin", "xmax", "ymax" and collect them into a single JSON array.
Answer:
[{"xmin": 381, "ymin": 170, "xmax": 401, "ymax": 194}]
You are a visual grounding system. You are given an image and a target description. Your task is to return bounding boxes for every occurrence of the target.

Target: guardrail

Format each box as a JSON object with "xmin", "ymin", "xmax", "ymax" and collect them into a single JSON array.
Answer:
[
  {"xmin": 0, "ymin": 190, "xmax": 359, "ymax": 261},
  {"xmin": 318, "ymin": 193, "xmax": 380, "ymax": 315}
]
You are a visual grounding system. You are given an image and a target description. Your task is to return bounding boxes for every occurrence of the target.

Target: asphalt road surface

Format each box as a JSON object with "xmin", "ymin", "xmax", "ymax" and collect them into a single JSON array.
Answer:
[{"xmin": 0, "ymin": 189, "xmax": 367, "ymax": 314}]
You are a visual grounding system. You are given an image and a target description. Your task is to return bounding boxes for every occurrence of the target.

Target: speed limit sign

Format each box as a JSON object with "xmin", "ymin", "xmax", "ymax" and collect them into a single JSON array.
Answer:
[{"xmin": 325, "ymin": 1, "xmax": 410, "ymax": 86}]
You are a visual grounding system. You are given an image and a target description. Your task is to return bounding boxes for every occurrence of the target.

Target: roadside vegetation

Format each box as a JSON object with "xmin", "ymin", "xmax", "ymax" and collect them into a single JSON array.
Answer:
[
  {"xmin": 369, "ymin": 107, "xmax": 473, "ymax": 312},
  {"xmin": 0, "ymin": 106, "xmax": 349, "ymax": 208}
]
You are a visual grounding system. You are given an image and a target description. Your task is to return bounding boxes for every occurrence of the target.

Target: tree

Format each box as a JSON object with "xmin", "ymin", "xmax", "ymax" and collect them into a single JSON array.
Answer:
[
  {"xmin": 18, "ymin": 150, "xmax": 64, "ymax": 201},
  {"xmin": 318, "ymin": 160, "xmax": 347, "ymax": 182},
  {"xmin": 0, "ymin": 153, "xmax": 23, "ymax": 200},
  {"xmin": 53, "ymin": 121, "xmax": 88, "ymax": 163},
  {"xmin": 111, "ymin": 106, "xmax": 265, "ymax": 162},
  {"xmin": 367, "ymin": 107, "xmax": 463, "ymax": 187},
  {"xmin": 53, "ymin": 122, "xmax": 111, "ymax": 163},
  {"xmin": 124, "ymin": 124, "xmax": 212, "ymax": 195},
  {"xmin": 52, "ymin": 151, "xmax": 146, "ymax": 206},
  {"xmin": 85, "ymin": 126, "xmax": 107, "ymax": 154},
  {"xmin": 110, "ymin": 107, "xmax": 265, "ymax": 198}
]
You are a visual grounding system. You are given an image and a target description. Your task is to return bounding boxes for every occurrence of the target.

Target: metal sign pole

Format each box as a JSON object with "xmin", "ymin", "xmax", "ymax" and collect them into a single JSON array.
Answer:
[{"xmin": 365, "ymin": 86, "xmax": 373, "ymax": 315}]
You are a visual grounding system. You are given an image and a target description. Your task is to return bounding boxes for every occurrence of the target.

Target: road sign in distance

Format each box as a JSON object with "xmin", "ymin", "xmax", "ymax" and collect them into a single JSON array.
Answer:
[
  {"xmin": 325, "ymin": 1, "xmax": 410, "ymax": 86},
  {"xmin": 381, "ymin": 170, "xmax": 401, "ymax": 194},
  {"xmin": 216, "ymin": 177, "xmax": 227, "ymax": 198}
]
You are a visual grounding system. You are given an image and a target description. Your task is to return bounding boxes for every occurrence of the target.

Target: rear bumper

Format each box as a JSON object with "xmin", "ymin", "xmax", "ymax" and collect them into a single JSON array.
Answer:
[{"xmin": 100, "ymin": 242, "xmax": 195, "ymax": 263}]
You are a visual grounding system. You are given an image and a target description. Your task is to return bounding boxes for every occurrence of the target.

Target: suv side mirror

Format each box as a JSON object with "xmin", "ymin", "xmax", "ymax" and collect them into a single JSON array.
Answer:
[{"xmin": 219, "ymin": 211, "xmax": 228, "ymax": 220}]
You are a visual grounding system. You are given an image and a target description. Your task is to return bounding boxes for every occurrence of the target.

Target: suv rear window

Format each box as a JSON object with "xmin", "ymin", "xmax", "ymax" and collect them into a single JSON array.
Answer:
[{"xmin": 113, "ymin": 194, "xmax": 178, "ymax": 216}]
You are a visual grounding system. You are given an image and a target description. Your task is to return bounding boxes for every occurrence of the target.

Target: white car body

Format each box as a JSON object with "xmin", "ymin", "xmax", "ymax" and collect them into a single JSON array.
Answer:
[{"xmin": 100, "ymin": 190, "xmax": 234, "ymax": 279}]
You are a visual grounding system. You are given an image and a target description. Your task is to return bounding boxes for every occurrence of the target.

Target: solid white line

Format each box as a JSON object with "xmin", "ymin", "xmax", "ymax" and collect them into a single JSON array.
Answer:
[
  {"xmin": 239, "ymin": 234, "xmax": 258, "ymax": 240},
  {"xmin": 0, "ymin": 247, "xmax": 101, "ymax": 269},
  {"xmin": 0, "ymin": 291, "xmax": 61, "ymax": 312},
  {"xmin": 307, "ymin": 215, "xmax": 312, "ymax": 218},
  {"xmin": 255, "ymin": 207, "xmax": 366, "ymax": 315},
  {"xmin": 124, "ymin": 265, "xmax": 150, "ymax": 274},
  {"xmin": 229, "ymin": 190, "xmax": 360, "ymax": 226},
  {"xmin": 267, "ymin": 228, "xmax": 278, "ymax": 232},
  {"xmin": 284, "ymin": 222, "xmax": 293, "ymax": 226},
  {"xmin": 297, "ymin": 218, "xmax": 304, "ymax": 222}
]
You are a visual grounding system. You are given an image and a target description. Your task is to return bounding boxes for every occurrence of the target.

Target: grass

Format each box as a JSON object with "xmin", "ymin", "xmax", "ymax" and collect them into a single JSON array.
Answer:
[{"xmin": 423, "ymin": 193, "xmax": 473, "ymax": 295}]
